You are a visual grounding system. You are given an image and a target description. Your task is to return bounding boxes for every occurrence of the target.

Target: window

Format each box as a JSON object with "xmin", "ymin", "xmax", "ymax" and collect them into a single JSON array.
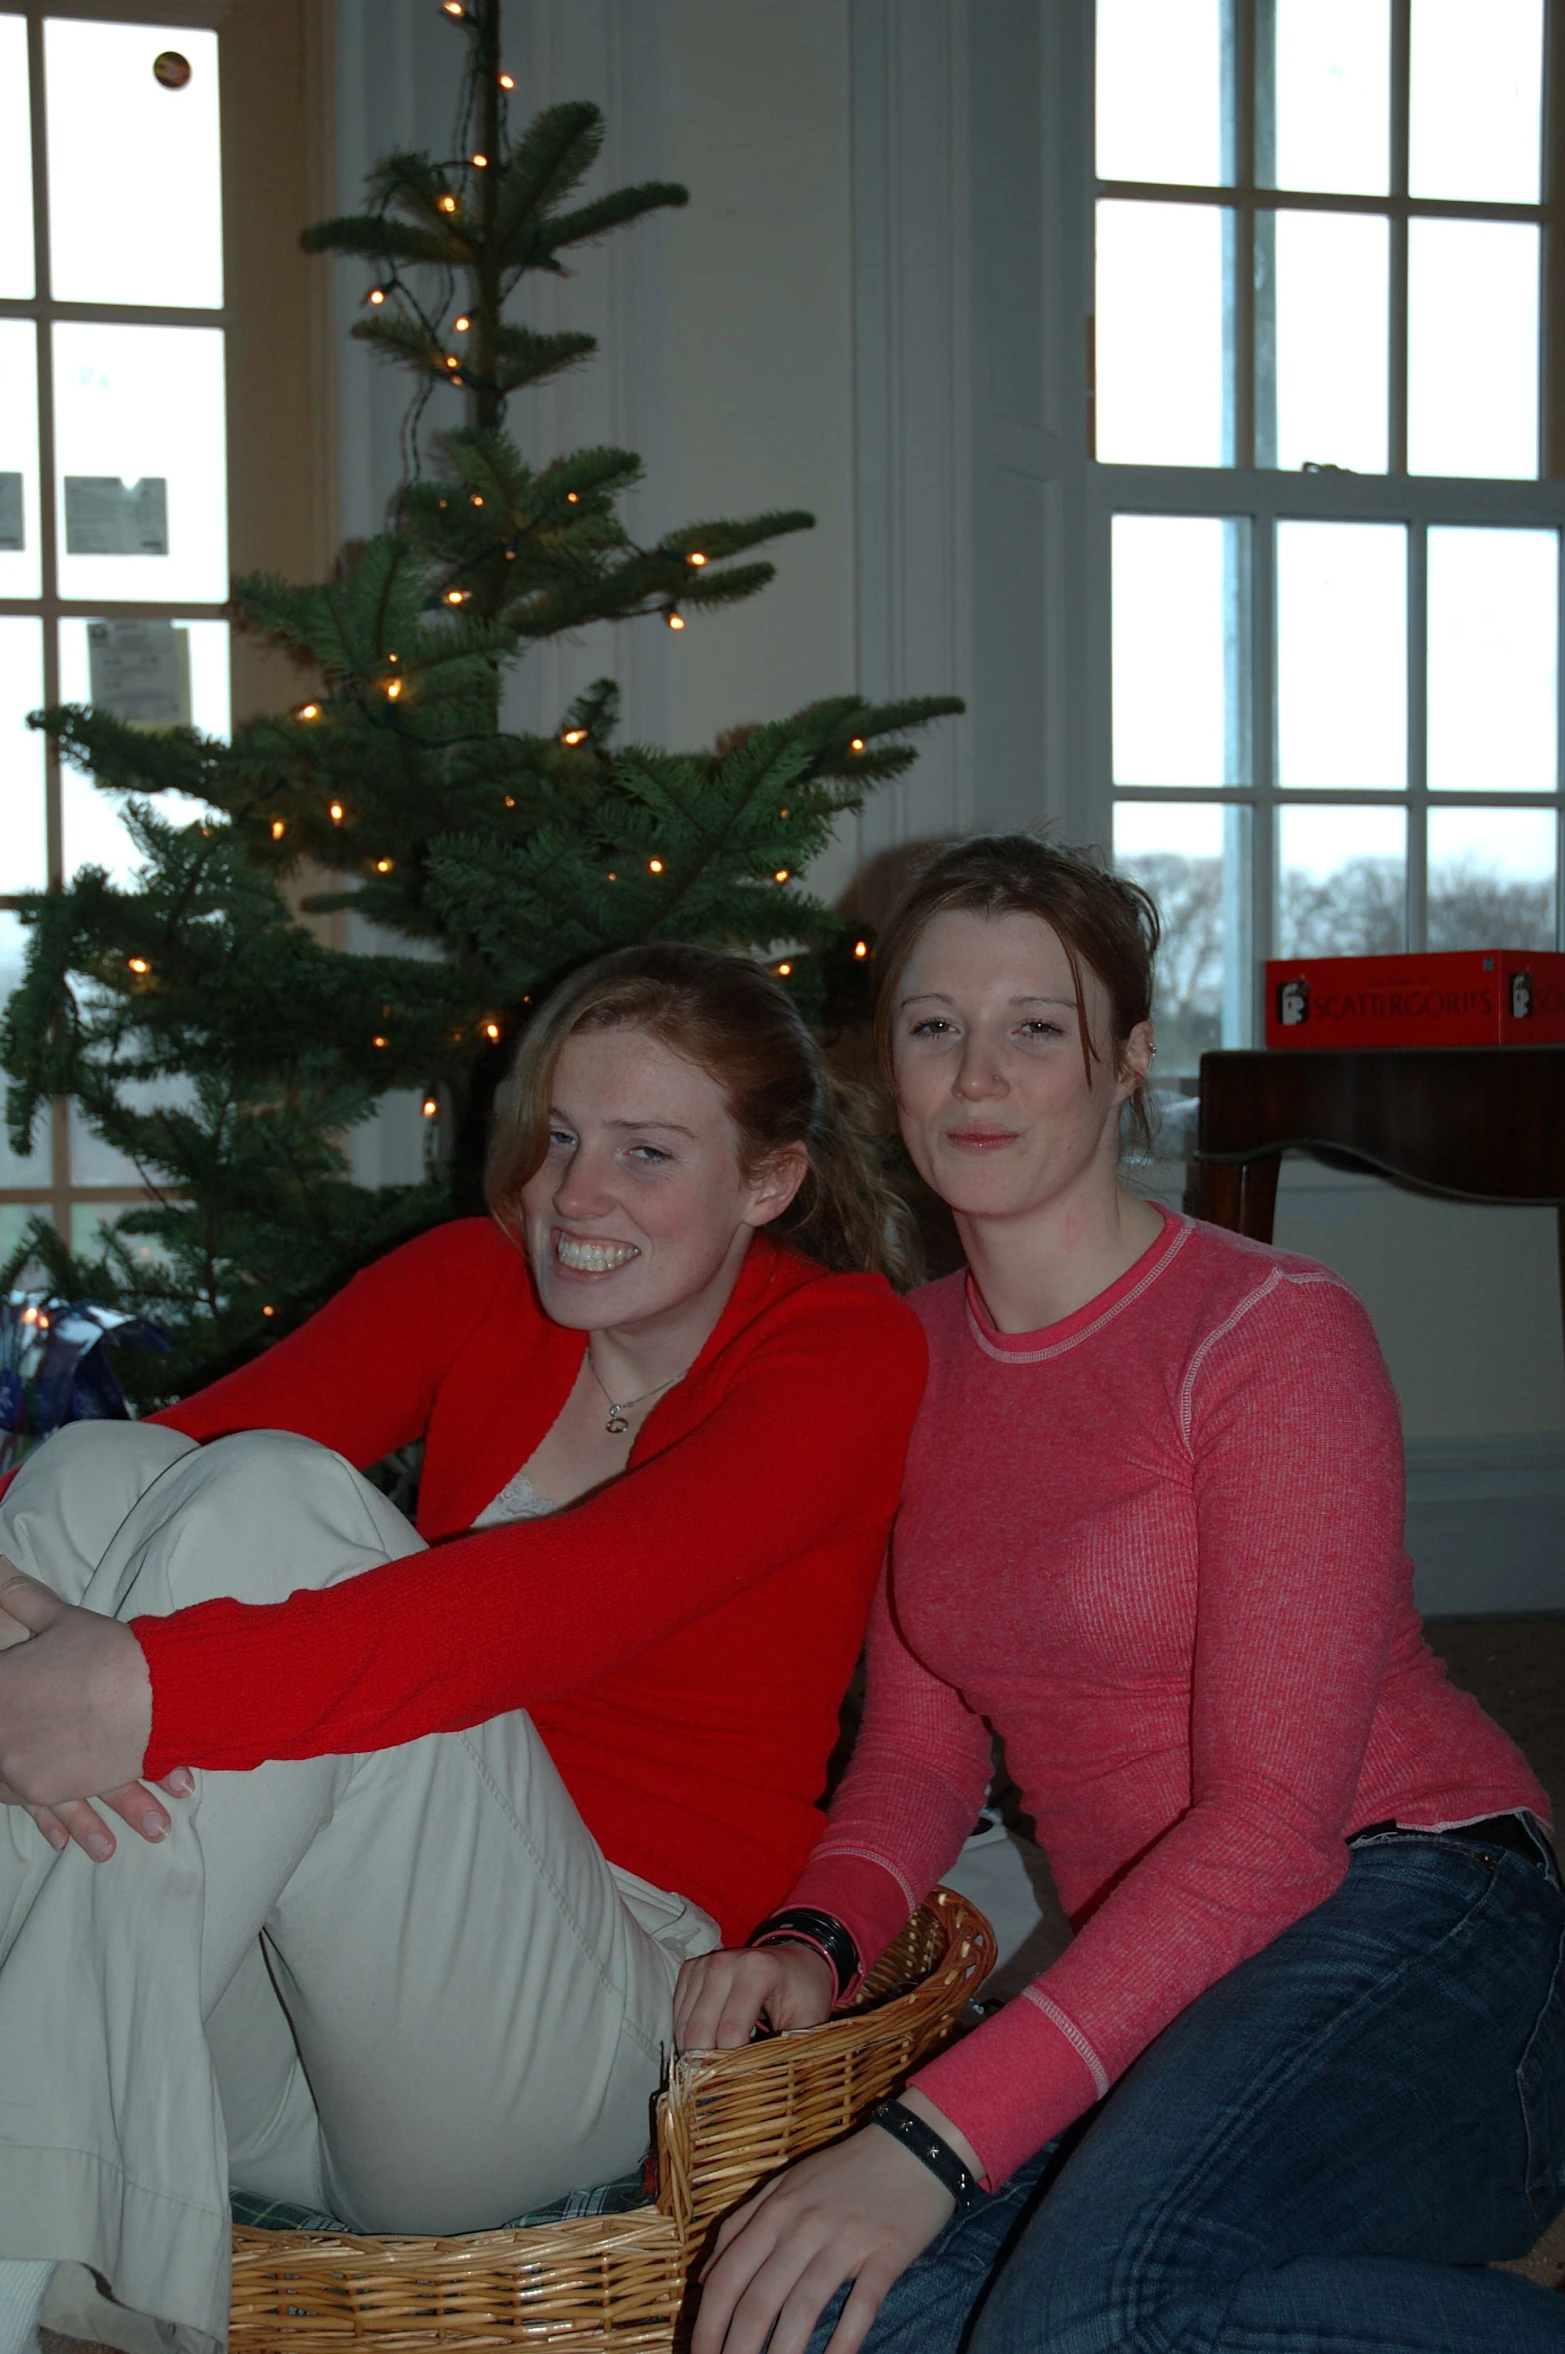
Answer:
[{"xmin": 1094, "ymin": 0, "xmax": 1565, "ymax": 1080}]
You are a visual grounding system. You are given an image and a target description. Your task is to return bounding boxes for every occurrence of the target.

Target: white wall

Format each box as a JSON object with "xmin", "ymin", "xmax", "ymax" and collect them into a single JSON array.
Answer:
[{"xmin": 332, "ymin": 1, "xmax": 1564, "ymax": 1607}]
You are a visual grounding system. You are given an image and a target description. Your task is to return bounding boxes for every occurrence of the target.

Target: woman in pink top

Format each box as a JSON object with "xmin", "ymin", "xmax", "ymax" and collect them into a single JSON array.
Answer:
[{"xmin": 679, "ymin": 836, "xmax": 1565, "ymax": 2354}]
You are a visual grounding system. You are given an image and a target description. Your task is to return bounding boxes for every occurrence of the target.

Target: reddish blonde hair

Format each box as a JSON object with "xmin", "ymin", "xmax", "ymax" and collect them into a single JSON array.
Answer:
[{"xmin": 485, "ymin": 942, "xmax": 919, "ymax": 1286}]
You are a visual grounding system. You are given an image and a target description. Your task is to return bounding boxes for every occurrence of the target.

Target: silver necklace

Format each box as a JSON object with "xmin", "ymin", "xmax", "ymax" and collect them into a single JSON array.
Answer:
[{"xmin": 586, "ymin": 1352, "xmax": 683, "ymax": 1436}]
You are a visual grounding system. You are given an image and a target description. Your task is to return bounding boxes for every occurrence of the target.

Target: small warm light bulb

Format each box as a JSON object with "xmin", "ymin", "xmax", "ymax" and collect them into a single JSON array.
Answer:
[
  {"xmin": 422, "ymin": 1096, "xmax": 439, "ymax": 1119},
  {"xmin": 445, "ymin": 588, "xmax": 466, "ymax": 604},
  {"xmin": 483, "ymin": 1020, "xmax": 501, "ymax": 1041},
  {"xmin": 367, "ymin": 287, "xmax": 387, "ymax": 306},
  {"xmin": 688, "ymin": 551, "xmax": 707, "ymax": 566},
  {"xmin": 566, "ymin": 490, "xmax": 580, "ymax": 503},
  {"xmin": 372, "ymin": 1034, "xmax": 388, "ymax": 1048},
  {"xmin": 442, "ymin": 2, "xmax": 463, "ymax": 15},
  {"xmin": 666, "ymin": 611, "xmax": 686, "ymax": 630},
  {"xmin": 387, "ymin": 650, "xmax": 399, "ymax": 662},
  {"xmin": 774, "ymin": 868, "xmax": 790, "ymax": 883},
  {"xmin": 127, "ymin": 956, "xmax": 150, "ymax": 975},
  {"xmin": 498, "ymin": 71, "xmax": 515, "ymax": 89},
  {"xmin": 445, "ymin": 354, "xmax": 461, "ymax": 370},
  {"xmin": 271, "ymin": 819, "xmax": 286, "ymax": 839},
  {"xmin": 297, "ymin": 701, "xmax": 320, "ymax": 721},
  {"xmin": 329, "ymin": 802, "xmax": 344, "ymax": 822},
  {"xmin": 471, "ymin": 493, "xmax": 484, "ymax": 506},
  {"xmin": 776, "ymin": 961, "xmax": 793, "ymax": 977},
  {"xmin": 779, "ymin": 806, "xmax": 790, "ymax": 818},
  {"xmin": 454, "ymin": 316, "xmax": 470, "ymax": 333},
  {"xmin": 853, "ymin": 939, "xmax": 869, "ymax": 959},
  {"xmin": 849, "ymin": 737, "xmax": 865, "ymax": 752},
  {"xmin": 262, "ymin": 1303, "xmax": 276, "ymax": 1317},
  {"xmin": 471, "ymin": 152, "xmax": 488, "ymax": 168},
  {"xmin": 375, "ymin": 857, "xmax": 394, "ymax": 873},
  {"xmin": 439, "ymin": 194, "xmax": 458, "ymax": 214},
  {"xmin": 385, "ymin": 678, "xmax": 403, "ymax": 699},
  {"xmin": 649, "ymin": 857, "xmax": 664, "ymax": 874},
  {"xmin": 562, "ymin": 728, "xmax": 588, "ymax": 745},
  {"xmin": 607, "ymin": 871, "xmax": 618, "ymax": 882},
  {"xmin": 504, "ymin": 795, "xmax": 516, "ymax": 808}
]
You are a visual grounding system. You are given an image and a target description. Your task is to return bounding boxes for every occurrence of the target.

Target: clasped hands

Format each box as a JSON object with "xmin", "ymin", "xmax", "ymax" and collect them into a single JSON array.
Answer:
[
  {"xmin": 0, "ymin": 1555, "xmax": 183, "ymax": 1859},
  {"xmin": 673, "ymin": 1941, "xmax": 983, "ymax": 2354}
]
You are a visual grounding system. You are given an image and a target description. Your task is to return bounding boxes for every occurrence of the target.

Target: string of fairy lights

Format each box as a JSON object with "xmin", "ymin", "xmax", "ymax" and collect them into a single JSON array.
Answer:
[{"xmin": 110, "ymin": 3, "xmax": 874, "ymax": 1058}]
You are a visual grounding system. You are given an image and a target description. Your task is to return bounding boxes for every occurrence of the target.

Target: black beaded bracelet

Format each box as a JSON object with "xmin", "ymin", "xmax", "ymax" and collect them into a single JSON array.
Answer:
[
  {"xmin": 870, "ymin": 2099, "xmax": 979, "ymax": 2212},
  {"xmin": 748, "ymin": 1906, "xmax": 861, "ymax": 2002}
]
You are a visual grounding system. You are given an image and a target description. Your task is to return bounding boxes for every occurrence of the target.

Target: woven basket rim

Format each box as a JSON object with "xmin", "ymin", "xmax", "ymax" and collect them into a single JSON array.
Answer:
[{"xmin": 231, "ymin": 2204, "xmax": 676, "ymax": 2261}]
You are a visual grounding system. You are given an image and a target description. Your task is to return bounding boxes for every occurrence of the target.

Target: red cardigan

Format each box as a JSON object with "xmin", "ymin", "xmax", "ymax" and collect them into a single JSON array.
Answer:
[{"xmin": 130, "ymin": 1220, "xmax": 925, "ymax": 1940}]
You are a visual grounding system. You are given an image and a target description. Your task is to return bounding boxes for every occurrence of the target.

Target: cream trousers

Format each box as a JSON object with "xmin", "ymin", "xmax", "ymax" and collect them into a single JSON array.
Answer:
[{"xmin": 0, "ymin": 1422, "xmax": 718, "ymax": 2354}]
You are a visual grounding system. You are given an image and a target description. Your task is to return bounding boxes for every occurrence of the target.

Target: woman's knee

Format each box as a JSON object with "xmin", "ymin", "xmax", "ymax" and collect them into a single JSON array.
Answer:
[
  {"xmin": 140, "ymin": 1429, "xmax": 422, "ymax": 1610},
  {"xmin": 0, "ymin": 1422, "xmax": 199, "ymax": 1603}
]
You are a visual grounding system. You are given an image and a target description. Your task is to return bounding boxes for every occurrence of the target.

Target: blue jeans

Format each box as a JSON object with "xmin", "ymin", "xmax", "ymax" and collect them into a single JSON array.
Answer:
[{"xmin": 811, "ymin": 1827, "xmax": 1565, "ymax": 2352}]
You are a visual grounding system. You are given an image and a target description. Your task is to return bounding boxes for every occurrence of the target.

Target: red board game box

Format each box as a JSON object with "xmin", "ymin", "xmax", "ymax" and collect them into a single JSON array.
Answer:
[{"xmin": 1263, "ymin": 950, "xmax": 1565, "ymax": 1049}]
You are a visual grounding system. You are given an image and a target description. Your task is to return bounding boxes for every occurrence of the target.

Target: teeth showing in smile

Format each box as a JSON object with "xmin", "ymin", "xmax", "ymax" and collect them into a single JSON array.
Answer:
[{"xmin": 555, "ymin": 1233, "xmax": 641, "ymax": 1273}]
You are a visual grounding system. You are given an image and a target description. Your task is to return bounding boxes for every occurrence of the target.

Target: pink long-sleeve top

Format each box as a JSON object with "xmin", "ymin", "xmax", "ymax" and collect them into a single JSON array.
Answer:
[{"xmin": 788, "ymin": 1208, "xmax": 1546, "ymax": 2190}]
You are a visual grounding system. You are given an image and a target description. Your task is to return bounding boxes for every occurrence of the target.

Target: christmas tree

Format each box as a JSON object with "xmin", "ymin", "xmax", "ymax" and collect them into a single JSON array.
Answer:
[{"xmin": 1, "ymin": 0, "xmax": 959, "ymax": 1410}]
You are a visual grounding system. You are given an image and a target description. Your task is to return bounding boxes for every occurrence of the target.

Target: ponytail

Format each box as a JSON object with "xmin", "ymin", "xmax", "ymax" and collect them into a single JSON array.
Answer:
[{"xmin": 774, "ymin": 1065, "xmax": 922, "ymax": 1289}]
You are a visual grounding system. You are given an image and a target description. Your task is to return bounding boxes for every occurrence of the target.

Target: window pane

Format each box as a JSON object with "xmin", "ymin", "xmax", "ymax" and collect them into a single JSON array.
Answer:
[
  {"xmin": 1277, "ymin": 522, "xmax": 1405, "ymax": 790},
  {"xmin": 1408, "ymin": 223, "xmax": 1538, "ymax": 479},
  {"xmin": 0, "ymin": 14, "xmax": 35, "ymax": 300},
  {"xmin": 52, "ymin": 323, "xmax": 228, "ymax": 604},
  {"xmin": 1428, "ymin": 808, "xmax": 1555, "ymax": 950},
  {"xmin": 58, "ymin": 617, "xmax": 227, "ymax": 883},
  {"xmin": 70, "ymin": 1198, "xmax": 169, "ymax": 1275},
  {"xmin": 1096, "ymin": 202, "xmax": 1228, "ymax": 465},
  {"xmin": 1428, "ymin": 528, "xmax": 1555, "ymax": 794},
  {"xmin": 0, "ymin": 1204, "xmax": 45, "ymax": 1270},
  {"xmin": 1271, "ymin": 0, "xmax": 1389, "ymax": 196},
  {"xmin": 1096, "ymin": 0, "xmax": 1223, "ymax": 186},
  {"xmin": 0, "ymin": 911, "xmax": 51, "ymax": 1186},
  {"xmin": 0, "ymin": 617, "xmax": 46, "ymax": 893},
  {"xmin": 1113, "ymin": 516, "xmax": 1247, "ymax": 785},
  {"xmin": 44, "ymin": 21, "xmax": 222, "ymax": 309},
  {"xmin": 1273, "ymin": 211, "xmax": 1387, "ymax": 472},
  {"xmin": 1115, "ymin": 800, "xmax": 1249, "ymax": 1078},
  {"xmin": 1277, "ymin": 805, "xmax": 1406, "ymax": 955},
  {"xmin": 1409, "ymin": 0, "xmax": 1542, "ymax": 203},
  {"xmin": 0, "ymin": 319, "xmax": 41, "ymax": 600}
]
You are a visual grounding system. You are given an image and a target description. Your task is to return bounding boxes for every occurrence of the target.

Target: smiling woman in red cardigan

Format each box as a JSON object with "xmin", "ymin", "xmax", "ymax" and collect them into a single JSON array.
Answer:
[{"xmin": 0, "ymin": 944, "xmax": 924, "ymax": 2354}]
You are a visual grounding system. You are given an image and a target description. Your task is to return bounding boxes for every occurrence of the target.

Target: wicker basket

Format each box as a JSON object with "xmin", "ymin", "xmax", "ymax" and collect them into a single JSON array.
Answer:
[{"xmin": 229, "ymin": 1885, "xmax": 995, "ymax": 2353}]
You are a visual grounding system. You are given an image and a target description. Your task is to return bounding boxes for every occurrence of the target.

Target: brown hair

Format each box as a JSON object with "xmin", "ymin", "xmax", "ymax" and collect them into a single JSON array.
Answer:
[
  {"xmin": 871, "ymin": 834, "xmax": 1161, "ymax": 1151},
  {"xmin": 485, "ymin": 942, "xmax": 921, "ymax": 1287}
]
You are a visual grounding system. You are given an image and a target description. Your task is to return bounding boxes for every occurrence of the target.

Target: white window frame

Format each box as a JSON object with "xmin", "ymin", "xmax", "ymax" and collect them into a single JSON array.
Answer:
[
  {"xmin": 0, "ymin": 0, "xmax": 231, "ymax": 1251},
  {"xmin": 1086, "ymin": 0, "xmax": 1565, "ymax": 1049}
]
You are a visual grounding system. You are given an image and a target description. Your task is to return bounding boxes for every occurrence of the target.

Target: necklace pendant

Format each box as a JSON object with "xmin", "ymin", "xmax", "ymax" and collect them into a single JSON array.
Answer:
[{"xmin": 605, "ymin": 1409, "xmax": 630, "ymax": 1435}]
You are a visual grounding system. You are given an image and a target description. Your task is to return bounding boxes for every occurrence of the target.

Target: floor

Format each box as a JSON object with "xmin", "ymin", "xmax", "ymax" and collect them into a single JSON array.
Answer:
[{"xmin": 1423, "ymin": 1614, "xmax": 1565, "ymax": 1824}]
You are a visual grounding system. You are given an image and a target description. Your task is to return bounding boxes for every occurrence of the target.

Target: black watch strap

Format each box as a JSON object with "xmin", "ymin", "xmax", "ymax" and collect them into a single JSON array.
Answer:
[
  {"xmin": 747, "ymin": 1906, "xmax": 861, "ymax": 2002},
  {"xmin": 870, "ymin": 2099, "xmax": 979, "ymax": 2211}
]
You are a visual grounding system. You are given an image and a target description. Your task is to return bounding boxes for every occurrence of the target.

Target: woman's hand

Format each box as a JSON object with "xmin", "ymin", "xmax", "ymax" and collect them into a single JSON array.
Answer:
[
  {"xmin": 0, "ymin": 1560, "xmax": 161, "ymax": 1856},
  {"xmin": 674, "ymin": 1940, "xmax": 835, "ymax": 2051},
  {"xmin": 692, "ymin": 2098, "xmax": 971, "ymax": 2354}
]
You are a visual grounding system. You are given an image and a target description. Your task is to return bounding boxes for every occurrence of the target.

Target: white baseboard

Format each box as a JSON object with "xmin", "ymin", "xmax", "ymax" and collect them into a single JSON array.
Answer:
[{"xmin": 1405, "ymin": 1436, "xmax": 1565, "ymax": 1616}]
